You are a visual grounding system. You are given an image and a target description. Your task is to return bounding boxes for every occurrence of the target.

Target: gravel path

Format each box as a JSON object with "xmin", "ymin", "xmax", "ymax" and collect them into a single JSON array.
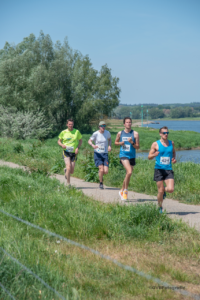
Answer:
[{"xmin": 1, "ymin": 159, "xmax": 200, "ymax": 232}]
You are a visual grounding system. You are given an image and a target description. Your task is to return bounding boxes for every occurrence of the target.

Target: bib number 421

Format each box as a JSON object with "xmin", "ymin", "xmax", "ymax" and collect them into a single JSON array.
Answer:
[{"xmin": 160, "ymin": 157, "xmax": 170, "ymax": 165}]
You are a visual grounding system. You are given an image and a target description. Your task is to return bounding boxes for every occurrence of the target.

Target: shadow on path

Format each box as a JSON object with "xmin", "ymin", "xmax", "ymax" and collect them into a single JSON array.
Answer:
[
  {"xmin": 76, "ymin": 187, "xmax": 97, "ymax": 190},
  {"xmin": 167, "ymin": 212, "xmax": 200, "ymax": 216}
]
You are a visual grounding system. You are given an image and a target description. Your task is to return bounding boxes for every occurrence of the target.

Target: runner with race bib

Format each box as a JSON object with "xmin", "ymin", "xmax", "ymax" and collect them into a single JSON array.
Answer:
[
  {"xmin": 88, "ymin": 121, "xmax": 111, "ymax": 189},
  {"xmin": 58, "ymin": 118, "xmax": 82, "ymax": 186},
  {"xmin": 115, "ymin": 117, "xmax": 140, "ymax": 201},
  {"xmin": 148, "ymin": 126, "xmax": 176, "ymax": 213}
]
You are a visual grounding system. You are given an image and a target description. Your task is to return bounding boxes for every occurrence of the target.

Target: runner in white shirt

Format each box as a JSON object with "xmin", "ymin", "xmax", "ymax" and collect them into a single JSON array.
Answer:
[{"xmin": 88, "ymin": 121, "xmax": 112, "ymax": 189}]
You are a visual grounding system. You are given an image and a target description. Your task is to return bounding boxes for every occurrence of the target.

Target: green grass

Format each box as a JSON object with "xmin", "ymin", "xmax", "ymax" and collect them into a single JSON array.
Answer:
[
  {"xmin": 0, "ymin": 166, "xmax": 200, "ymax": 299},
  {"xmin": 0, "ymin": 128, "xmax": 200, "ymax": 204}
]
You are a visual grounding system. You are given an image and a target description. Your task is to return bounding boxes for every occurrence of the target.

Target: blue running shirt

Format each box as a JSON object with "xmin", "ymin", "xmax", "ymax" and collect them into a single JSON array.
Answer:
[
  {"xmin": 119, "ymin": 130, "xmax": 136, "ymax": 159},
  {"xmin": 155, "ymin": 140, "xmax": 173, "ymax": 170}
]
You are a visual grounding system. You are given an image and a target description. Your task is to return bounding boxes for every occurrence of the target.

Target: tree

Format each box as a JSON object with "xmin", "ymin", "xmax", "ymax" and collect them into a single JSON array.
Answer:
[
  {"xmin": 149, "ymin": 108, "xmax": 165, "ymax": 119},
  {"xmin": 0, "ymin": 32, "xmax": 120, "ymax": 133}
]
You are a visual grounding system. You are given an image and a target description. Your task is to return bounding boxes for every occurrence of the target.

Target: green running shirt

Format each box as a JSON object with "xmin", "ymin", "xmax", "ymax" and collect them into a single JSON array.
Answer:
[{"xmin": 58, "ymin": 129, "xmax": 82, "ymax": 153}]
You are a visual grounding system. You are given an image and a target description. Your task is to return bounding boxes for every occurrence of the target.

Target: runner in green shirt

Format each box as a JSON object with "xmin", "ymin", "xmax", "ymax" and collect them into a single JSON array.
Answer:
[{"xmin": 58, "ymin": 119, "xmax": 82, "ymax": 185}]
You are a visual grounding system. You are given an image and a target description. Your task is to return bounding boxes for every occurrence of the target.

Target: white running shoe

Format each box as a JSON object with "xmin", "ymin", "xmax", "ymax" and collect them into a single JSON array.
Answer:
[{"xmin": 119, "ymin": 190, "xmax": 125, "ymax": 200}]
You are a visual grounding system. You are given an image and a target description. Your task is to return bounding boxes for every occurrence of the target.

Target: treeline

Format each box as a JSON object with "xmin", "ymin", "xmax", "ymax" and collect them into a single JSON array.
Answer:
[
  {"xmin": 0, "ymin": 31, "xmax": 120, "ymax": 138},
  {"xmin": 114, "ymin": 104, "xmax": 200, "ymax": 119}
]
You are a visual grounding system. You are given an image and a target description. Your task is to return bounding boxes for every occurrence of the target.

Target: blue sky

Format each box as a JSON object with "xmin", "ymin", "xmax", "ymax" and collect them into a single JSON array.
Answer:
[{"xmin": 1, "ymin": 0, "xmax": 200, "ymax": 105}]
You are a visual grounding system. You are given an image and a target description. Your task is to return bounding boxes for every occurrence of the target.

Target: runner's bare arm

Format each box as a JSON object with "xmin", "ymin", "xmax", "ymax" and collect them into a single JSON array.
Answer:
[
  {"xmin": 148, "ymin": 142, "xmax": 159, "ymax": 160},
  {"xmin": 172, "ymin": 141, "xmax": 176, "ymax": 164},
  {"xmin": 115, "ymin": 131, "xmax": 124, "ymax": 146},
  {"xmin": 88, "ymin": 138, "xmax": 98, "ymax": 149},
  {"xmin": 108, "ymin": 138, "xmax": 112, "ymax": 152},
  {"xmin": 133, "ymin": 131, "xmax": 140, "ymax": 150},
  {"xmin": 75, "ymin": 139, "xmax": 83, "ymax": 155},
  {"xmin": 57, "ymin": 139, "xmax": 66, "ymax": 149}
]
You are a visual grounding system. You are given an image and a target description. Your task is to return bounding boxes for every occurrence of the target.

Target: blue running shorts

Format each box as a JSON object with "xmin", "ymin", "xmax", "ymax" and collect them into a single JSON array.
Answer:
[{"xmin": 94, "ymin": 152, "xmax": 109, "ymax": 167}]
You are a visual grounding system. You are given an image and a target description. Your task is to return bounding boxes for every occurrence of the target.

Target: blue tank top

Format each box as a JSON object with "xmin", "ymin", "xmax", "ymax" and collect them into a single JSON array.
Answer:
[
  {"xmin": 155, "ymin": 140, "xmax": 173, "ymax": 170},
  {"xmin": 119, "ymin": 130, "xmax": 136, "ymax": 159}
]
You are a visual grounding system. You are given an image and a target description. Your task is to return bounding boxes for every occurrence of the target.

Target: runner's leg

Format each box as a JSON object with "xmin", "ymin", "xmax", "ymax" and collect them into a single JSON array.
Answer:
[
  {"xmin": 64, "ymin": 157, "xmax": 72, "ymax": 184},
  {"xmin": 120, "ymin": 160, "xmax": 133, "ymax": 190},
  {"xmin": 156, "ymin": 181, "xmax": 165, "ymax": 207},
  {"xmin": 164, "ymin": 179, "xmax": 174, "ymax": 193},
  {"xmin": 103, "ymin": 166, "xmax": 108, "ymax": 175},
  {"xmin": 70, "ymin": 161, "xmax": 76, "ymax": 174},
  {"xmin": 98, "ymin": 165, "xmax": 104, "ymax": 182}
]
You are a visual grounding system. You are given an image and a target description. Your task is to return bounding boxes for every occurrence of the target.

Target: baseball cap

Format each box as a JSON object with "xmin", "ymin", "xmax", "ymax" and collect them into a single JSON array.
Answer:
[{"xmin": 99, "ymin": 121, "xmax": 106, "ymax": 126}]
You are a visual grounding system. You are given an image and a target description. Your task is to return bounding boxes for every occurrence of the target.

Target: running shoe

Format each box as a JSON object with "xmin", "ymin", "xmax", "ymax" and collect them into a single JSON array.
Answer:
[
  {"xmin": 123, "ymin": 190, "xmax": 128, "ymax": 201},
  {"xmin": 159, "ymin": 207, "xmax": 163, "ymax": 214},
  {"xmin": 64, "ymin": 168, "xmax": 67, "ymax": 180},
  {"xmin": 119, "ymin": 190, "xmax": 124, "ymax": 200},
  {"xmin": 99, "ymin": 182, "xmax": 104, "ymax": 189},
  {"xmin": 163, "ymin": 191, "xmax": 166, "ymax": 200}
]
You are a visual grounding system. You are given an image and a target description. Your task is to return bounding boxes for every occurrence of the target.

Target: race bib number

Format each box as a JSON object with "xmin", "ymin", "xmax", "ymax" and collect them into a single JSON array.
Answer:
[
  {"xmin": 122, "ymin": 144, "xmax": 130, "ymax": 152},
  {"xmin": 65, "ymin": 146, "xmax": 74, "ymax": 152},
  {"xmin": 160, "ymin": 157, "xmax": 170, "ymax": 165},
  {"xmin": 97, "ymin": 146, "xmax": 105, "ymax": 153}
]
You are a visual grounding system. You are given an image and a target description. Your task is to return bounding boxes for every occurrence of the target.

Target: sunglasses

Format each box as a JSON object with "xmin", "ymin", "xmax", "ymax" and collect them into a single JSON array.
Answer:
[
  {"xmin": 162, "ymin": 132, "xmax": 169, "ymax": 135},
  {"xmin": 100, "ymin": 125, "xmax": 106, "ymax": 128}
]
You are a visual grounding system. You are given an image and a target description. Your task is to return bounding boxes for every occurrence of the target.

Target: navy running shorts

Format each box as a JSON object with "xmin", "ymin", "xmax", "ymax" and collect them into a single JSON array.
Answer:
[{"xmin": 94, "ymin": 152, "xmax": 109, "ymax": 167}]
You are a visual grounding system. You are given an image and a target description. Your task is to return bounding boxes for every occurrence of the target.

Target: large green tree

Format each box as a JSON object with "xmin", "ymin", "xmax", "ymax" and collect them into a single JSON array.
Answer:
[{"xmin": 0, "ymin": 31, "xmax": 120, "ymax": 132}]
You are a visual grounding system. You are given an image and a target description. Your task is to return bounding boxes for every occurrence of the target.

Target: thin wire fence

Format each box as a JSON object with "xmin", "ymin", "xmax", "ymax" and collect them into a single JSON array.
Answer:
[
  {"xmin": 0, "ymin": 247, "xmax": 66, "ymax": 300},
  {"xmin": 0, "ymin": 282, "xmax": 16, "ymax": 300},
  {"xmin": 0, "ymin": 208, "xmax": 200, "ymax": 300}
]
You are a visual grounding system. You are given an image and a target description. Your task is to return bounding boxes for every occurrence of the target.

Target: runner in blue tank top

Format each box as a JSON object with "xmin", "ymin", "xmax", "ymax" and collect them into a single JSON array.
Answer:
[
  {"xmin": 148, "ymin": 126, "xmax": 176, "ymax": 213},
  {"xmin": 115, "ymin": 117, "xmax": 140, "ymax": 200}
]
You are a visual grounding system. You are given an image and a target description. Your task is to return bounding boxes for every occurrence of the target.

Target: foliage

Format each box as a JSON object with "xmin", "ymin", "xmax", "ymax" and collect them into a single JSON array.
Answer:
[
  {"xmin": 0, "ymin": 105, "xmax": 53, "ymax": 139},
  {"xmin": 114, "ymin": 106, "xmax": 141, "ymax": 119},
  {"xmin": 0, "ymin": 31, "xmax": 120, "ymax": 133},
  {"xmin": 50, "ymin": 158, "xmax": 65, "ymax": 174},
  {"xmin": 113, "ymin": 104, "xmax": 200, "ymax": 120},
  {"xmin": 148, "ymin": 107, "xmax": 165, "ymax": 119},
  {"xmin": 81, "ymin": 150, "xmax": 99, "ymax": 182},
  {"xmin": 13, "ymin": 142, "xmax": 24, "ymax": 153},
  {"xmin": 170, "ymin": 107, "xmax": 196, "ymax": 118}
]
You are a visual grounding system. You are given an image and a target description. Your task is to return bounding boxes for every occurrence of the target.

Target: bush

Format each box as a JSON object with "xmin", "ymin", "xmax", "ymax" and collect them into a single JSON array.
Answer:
[{"xmin": 0, "ymin": 106, "xmax": 53, "ymax": 139}]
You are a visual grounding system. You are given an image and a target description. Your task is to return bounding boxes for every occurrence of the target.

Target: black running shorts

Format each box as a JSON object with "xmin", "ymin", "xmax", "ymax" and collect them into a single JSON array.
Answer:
[
  {"xmin": 154, "ymin": 169, "xmax": 174, "ymax": 182},
  {"xmin": 120, "ymin": 157, "xmax": 136, "ymax": 166},
  {"xmin": 63, "ymin": 150, "xmax": 77, "ymax": 162}
]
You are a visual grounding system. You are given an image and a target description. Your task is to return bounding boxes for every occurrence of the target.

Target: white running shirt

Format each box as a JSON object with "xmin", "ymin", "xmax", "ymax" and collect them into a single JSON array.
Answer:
[{"xmin": 90, "ymin": 130, "xmax": 111, "ymax": 153}]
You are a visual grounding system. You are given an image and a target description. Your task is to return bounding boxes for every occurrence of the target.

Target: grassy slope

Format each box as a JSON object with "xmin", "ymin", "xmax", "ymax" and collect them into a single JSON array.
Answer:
[
  {"xmin": 0, "ymin": 166, "xmax": 200, "ymax": 299},
  {"xmin": 0, "ymin": 127, "xmax": 200, "ymax": 204}
]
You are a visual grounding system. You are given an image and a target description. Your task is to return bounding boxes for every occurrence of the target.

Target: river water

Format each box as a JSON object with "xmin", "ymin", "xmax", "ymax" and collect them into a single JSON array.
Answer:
[
  {"xmin": 141, "ymin": 120, "xmax": 200, "ymax": 164},
  {"xmin": 137, "ymin": 149, "xmax": 200, "ymax": 164},
  {"xmin": 144, "ymin": 120, "xmax": 200, "ymax": 133}
]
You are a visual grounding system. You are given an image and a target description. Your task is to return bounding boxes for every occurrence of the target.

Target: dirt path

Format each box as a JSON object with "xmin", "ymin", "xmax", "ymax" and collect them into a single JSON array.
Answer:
[{"xmin": 1, "ymin": 159, "xmax": 200, "ymax": 232}]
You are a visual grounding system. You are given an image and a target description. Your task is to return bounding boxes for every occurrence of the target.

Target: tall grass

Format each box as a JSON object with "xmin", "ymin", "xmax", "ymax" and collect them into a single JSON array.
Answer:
[
  {"xmin": 0, "ymin": 128, "xmax": 200, "ymax": 204},
  {"xmin": 1, "ymin": 166, "xmax": 200, "ymax": 299}
]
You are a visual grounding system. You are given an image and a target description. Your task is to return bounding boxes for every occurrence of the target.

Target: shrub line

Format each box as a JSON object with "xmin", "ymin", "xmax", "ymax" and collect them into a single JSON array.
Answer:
[{"xmin": 1, "ymin": 208, "xmax": 199, "ymax": 300}]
